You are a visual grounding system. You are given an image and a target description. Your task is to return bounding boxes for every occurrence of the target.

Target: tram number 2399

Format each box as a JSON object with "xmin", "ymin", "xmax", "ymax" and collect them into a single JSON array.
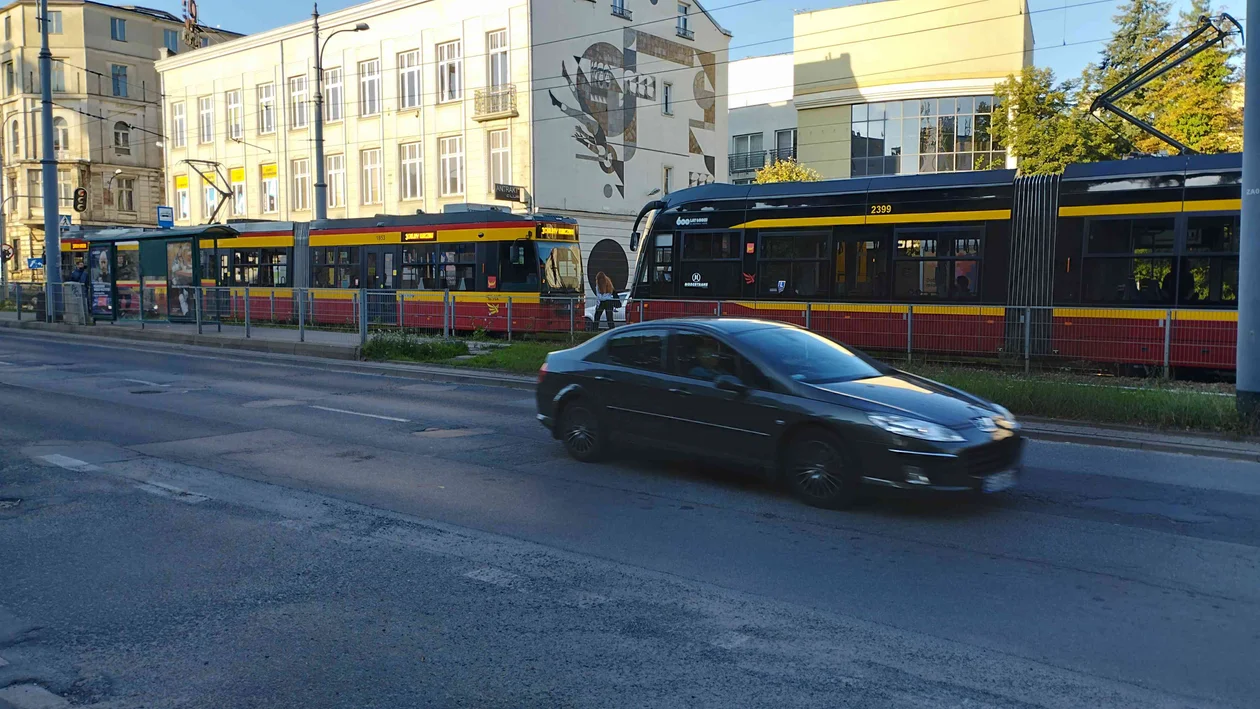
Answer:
[{"xmin": 869, "ymin": 204, "xmax": 893, "ymax": 215}]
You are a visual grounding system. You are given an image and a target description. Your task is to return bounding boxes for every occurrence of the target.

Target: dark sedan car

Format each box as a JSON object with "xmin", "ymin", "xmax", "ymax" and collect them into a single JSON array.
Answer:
[{"xmin": 536, "ymin": 318, "xmax": 1022, "ymax": 509}]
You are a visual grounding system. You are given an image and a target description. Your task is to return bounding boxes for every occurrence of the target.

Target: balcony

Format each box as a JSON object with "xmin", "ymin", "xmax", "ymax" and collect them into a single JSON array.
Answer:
[
  {"xmin": 676, "ymin": 26, "xmax": 694, "ymax": 40},
  {"xmin": 729, "ymin": 148, "xmax": 796, "ymax": 174},
  {"xmin": 611, "ymin": 2, "xmax": 632, "ymax": 20},
  {"xmin": 473, "ymin": 85, "xmax": 518, "ymax": 121}
]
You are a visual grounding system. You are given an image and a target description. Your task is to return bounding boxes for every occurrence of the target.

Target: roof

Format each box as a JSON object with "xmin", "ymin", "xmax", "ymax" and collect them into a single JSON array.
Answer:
[
  {"xmin": 1061, "ymin": 153, "xmax": 1241, "ymax": 180},
  {"xmin": 662, "ymin": 168, "xmax": 1016, "ymax": 207},
  {"xmin": 627, "ymin": 317, "xmax": 791, "ymax": 334},
  {"xmin": 693, "ymin": 0, "xmax": 733, "ymax": 37},
  {"xmin": 84, "ymin": 224, "xmax": 239, "ymax": 243}
]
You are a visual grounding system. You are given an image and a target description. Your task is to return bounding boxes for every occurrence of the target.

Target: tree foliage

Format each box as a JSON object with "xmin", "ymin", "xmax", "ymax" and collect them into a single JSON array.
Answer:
[
  {"xmin": 991, "ymin": 67, "xmax": 1126, "ymax": 175},
  {"xmin": 753, "ymin": 159, "xmax": 823, "ymax": 184}
]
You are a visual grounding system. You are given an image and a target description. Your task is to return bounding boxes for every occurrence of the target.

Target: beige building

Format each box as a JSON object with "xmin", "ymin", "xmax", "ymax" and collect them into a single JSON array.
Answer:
[
  {"xmin": 157, "ymin": 0, "xmax": 730, "ymax": 293},
  {"xmin": 794, "ymin": 0, "xmax": 1032, "ymax": 179},
  {"xmin": 0, "ymin": 0, "xmax": 238, "ymax": 283}
]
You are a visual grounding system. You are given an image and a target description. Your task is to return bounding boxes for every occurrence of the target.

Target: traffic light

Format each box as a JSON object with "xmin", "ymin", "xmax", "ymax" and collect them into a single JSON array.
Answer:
[{"xmin": 72, "ymin": 187, "xmax": 87, "ymax": 213}]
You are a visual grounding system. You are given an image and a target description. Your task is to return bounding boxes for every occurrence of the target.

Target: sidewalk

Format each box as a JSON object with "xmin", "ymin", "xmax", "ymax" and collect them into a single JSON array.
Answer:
[{"xmin": 2, "ymin": 310, "xmax": 1257, "ymax": 462}]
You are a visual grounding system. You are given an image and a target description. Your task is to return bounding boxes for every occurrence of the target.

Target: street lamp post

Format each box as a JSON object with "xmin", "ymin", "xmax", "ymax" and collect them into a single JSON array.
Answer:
[{"xmin": 312, "ymin": 4, "xmax": 368, "ymax": 221}]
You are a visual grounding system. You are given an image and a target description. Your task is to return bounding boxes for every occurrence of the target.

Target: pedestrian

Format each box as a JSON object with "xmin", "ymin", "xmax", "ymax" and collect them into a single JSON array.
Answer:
[{"xmin": 594, "ymin": 271, "xmax": 617, "ymax": 330}]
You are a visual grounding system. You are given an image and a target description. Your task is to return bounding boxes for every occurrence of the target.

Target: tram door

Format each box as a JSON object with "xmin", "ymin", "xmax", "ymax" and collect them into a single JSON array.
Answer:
[{"xmin": 364, "ymin": 245, "xmax": 398, "ymax": 324}]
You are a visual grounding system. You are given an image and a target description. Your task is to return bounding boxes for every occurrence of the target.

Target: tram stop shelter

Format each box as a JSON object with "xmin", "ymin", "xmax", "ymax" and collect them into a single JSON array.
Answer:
[{"xmin": 82, "ymin": 225, "xmax": 238, "ymax": 322}]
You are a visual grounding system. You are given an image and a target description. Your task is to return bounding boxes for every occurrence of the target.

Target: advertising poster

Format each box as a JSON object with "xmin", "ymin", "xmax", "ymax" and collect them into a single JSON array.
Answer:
[
  {"xmin": 166, "ymin": 240, "xmax": 196, "ymax": 320},
  {"xmin": 89, "ymin": 245, "xmax": 113, "ymax": 317}
]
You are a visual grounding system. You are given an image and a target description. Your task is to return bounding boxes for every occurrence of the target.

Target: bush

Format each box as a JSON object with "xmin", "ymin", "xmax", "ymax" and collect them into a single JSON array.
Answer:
[{"xmin": 362, "ymin": 331, "xmax": 469, "ymax": 362}]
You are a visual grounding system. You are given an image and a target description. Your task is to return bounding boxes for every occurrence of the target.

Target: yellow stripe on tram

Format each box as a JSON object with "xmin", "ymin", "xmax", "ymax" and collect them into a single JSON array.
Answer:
[
  {"xmin": 1058, "ymin": 199, "xmax": 1242, "ymax": 218},
  {"xmin": 1052, "ymin": 308, "xmax": 1167, "ymax": 320},
  {"xmin": 731, "ymin": 210, "xmax": 1008, "ymax": 230}
]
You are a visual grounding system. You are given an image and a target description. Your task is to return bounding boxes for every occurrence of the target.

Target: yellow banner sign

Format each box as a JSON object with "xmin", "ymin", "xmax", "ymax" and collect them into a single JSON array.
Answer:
[
  {"xmin": 230, "ymin": 167, "xmax": 245, "ymax": 183},
  {"xmin": 261, "ymin": 164, "xmax": 278, "ymax": 179},
  {"xmin": 174, "ymin": 175, "xmax": 189, "ymax": 189}
]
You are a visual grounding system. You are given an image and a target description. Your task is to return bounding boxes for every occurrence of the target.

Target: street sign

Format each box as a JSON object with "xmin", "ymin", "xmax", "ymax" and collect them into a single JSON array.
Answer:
[
  {"xmin": 494, "ymin": 183, "xmax": 522, "ymax": 202},
  {"xmin": 0, "ymin": 244, "xmax": 12, "ymax": 262},
  {"xmin": 157, "ymin": 205, "xmax": 174, "ymax": 229},
  {"xmin": 73, "ymin": 187, "xmax": 87, "ymax": 213},
  {"xmin": 26, "ymin": 257, "xmax": 43, "ymax": 269},
  {"xmin": 58, "ymin": 214, "xmax": 72, "ymax": 232}
]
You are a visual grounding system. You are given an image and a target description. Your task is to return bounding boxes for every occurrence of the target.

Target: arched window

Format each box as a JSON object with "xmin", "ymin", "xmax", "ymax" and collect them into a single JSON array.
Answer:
[
  {"xmin": 52, "ymin": 116, "xmax": 68, "ymax": 152},
  {"xmin": 9, "ymin": 120, "xmax": 17, "ymax": 156},
  {"xmin": 113, "ymin": 121, "xmax": 130, "ymax": 156}
]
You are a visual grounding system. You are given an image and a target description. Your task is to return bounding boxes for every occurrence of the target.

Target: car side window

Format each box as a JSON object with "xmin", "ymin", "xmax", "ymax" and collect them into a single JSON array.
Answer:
[
  {"xmin": 605, "ymin": 330, "xmax": 666, "ymax": 371},
  {"xmin": 673, "ymin": 332, "xmax": 769, "ymax": 389}
]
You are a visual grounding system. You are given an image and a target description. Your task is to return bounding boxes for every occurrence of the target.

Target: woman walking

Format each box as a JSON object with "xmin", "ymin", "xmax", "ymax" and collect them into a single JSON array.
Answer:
[{"xmin": 594, "ymin": 271, "xmax": 618, "ymax": 330}]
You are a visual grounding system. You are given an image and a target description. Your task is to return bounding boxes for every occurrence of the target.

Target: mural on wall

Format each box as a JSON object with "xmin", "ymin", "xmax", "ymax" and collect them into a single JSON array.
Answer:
[{"xmin": 549, "ymin": 28, "xmax": 717, "ymax": 201}]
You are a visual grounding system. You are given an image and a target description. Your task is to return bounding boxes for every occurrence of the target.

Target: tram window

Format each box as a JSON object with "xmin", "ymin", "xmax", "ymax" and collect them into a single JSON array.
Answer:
[
  {"xmin": 1182, "ymin": 257, "xmax": 1238, "ymax": 305},
  {"xmin": 1081, "ymin": 257, "xmax": 1172, "ymax": 304},
  {"xmin": 835, "ymin": 239, "xmax": 888, "ymax": 299},
  {"xmin": 650, "ymin": 233, "xmax": 674, "ymax": 296},
  {"xmin": 498, "ymin": 241, "xmax": 538, "ymax": 291},
  {"xmin": 311, "ymin": 246, "xmax": 359, "ymax": 288},
  {"xmin": 1186, "ymin": 216, "xmax": 1240, "ymax": 253},
  {"xmin": 263, "ymin": 248, "xmax": 288, "ymax": 286},
  {"xmin": 402, "ymin": 244, "xmax": 439, "ymax": 290},
  {"xmin": 680, "ymin": 232, "xmax": 741, "ymax": 297},
  {"xmin": 682, "ymin": 232, "xmax": 739, "ymax": 260},
  {"xmin": 1086, "ymin": 217, "xmax": 1175, "ymax": 254},
  {"xmin": 757, "ymin": 230, "xmax": 830, "ymax": 298},
  {"xmin": 892, "ymin": 227, "xmax": 982, "ymax": 300},
  {"xmin": 201, "ymin": 251, "xmax": 215, "ymax": 283},
  {"xmin": 440, "ymin": 243, "xmax": 476, "ymax": 291}
]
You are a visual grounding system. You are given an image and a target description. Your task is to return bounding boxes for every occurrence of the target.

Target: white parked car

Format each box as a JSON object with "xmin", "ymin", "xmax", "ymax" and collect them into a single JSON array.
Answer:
[{"xmin": 584, "ymin": 291, "xmax": 627, "ymax": 331}]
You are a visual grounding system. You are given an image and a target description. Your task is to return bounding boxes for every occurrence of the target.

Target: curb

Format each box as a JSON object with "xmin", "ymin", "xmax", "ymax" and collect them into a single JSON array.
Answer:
[{"xmin": 3, "ymin": 319, "xmax": 1253, "ymax": 462}]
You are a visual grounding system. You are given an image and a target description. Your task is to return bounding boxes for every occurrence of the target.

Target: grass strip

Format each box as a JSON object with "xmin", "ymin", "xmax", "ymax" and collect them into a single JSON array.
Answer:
[{"xmin": 362, "ymin": 330, "xmax": 469, "ymax": 363}]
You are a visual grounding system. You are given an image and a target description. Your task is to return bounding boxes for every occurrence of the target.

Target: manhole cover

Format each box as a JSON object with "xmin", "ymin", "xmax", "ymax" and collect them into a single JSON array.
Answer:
[{"xmin": 0, "ymin": 498, "xmax": 20, "ymax": 509}]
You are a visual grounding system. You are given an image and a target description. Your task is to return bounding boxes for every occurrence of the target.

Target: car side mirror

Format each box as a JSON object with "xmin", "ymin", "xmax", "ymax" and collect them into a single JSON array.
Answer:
[
  {"xmin": 714, "ymin": 374, "xmax": 747, "ymax": 395},
  {"xmin": 629, "ymin": 231, "xmax": 641, "ymax": 252}
]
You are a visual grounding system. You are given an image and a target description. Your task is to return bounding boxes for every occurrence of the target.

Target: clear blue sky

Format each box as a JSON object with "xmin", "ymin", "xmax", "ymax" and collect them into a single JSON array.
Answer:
[{"xmin": 165, "ymin": 0, "xmax": 1233, "ymax": 83}]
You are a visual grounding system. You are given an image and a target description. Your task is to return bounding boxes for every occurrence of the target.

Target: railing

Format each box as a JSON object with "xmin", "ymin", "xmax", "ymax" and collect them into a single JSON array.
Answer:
[
  {"xmin": 676, "ymin": 26, "xmax": 694, "ymax": 40},
  {"xmin": 611, "ymin": 2, "xmax": 632, "ymax": 19},
  {"xmin": 474, "ymin": 85, "xmax": 517, "ymax": 118},
  {"xmin": 729, "ymin": 148, "xmax": 797, "ymax": 174}
]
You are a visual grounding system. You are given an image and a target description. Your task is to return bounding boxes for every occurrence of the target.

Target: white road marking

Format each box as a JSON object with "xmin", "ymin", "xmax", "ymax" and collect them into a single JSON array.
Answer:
[
  {"xmin": 123, "ymin": 378, "xmax": 169, "ymax": 387},
  {"xmin": 38, "ymin": 454, "xmax": 100, "ymax": 472},
  {"xmin": 309, "ymin": 405, "xmax": 409, "ymax": 422},
  {"xmin": 135, "ymin": 481, "xmax": 208, "ymax": 504}
]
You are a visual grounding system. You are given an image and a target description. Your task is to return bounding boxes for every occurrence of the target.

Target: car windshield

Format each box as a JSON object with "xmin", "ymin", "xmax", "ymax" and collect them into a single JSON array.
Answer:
[
  {"xmin": 537, "ymin": 241, "xmax": 583, "ymax": 294},
  {"xmin": 735, "ymin": 327, "xmax": 887, "ymax": 384}
]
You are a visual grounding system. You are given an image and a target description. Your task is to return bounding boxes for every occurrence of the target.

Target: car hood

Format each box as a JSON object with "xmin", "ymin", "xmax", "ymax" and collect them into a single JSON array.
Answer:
[{"xmin": 804, "ymin": 373, "xmax": 998, "ymax": 427}]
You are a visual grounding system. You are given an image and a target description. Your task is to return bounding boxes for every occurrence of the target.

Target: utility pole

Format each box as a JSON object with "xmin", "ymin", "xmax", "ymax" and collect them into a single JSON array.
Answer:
[
  {"xmin": 1240, "ymin": 0, "xmax": 1260, "ymax": 423},
  {"xmin": 38, "ymin": 0, "xmax": 60, "ymax": 320},
  {"xmin": 312, "ymin": 3, "xmax": 326, "ymax": 221}
]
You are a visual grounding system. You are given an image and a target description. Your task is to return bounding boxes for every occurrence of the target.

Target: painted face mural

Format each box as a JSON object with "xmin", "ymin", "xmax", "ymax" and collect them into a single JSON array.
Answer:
[{"xmin": 549, "ymin": 29, "xmax": 718, "ymax": 201}]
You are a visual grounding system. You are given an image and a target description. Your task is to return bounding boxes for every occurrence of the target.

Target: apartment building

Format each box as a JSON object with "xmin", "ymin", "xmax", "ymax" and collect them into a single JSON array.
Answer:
[
  {"xmin": 794, "ymin": 0, "xmax": 1031, "ymax": 179},
  {"xmin": 156, "ymin": 0, "xmax": 730, "ymax": 294},
  {"xmin": 0, "ymin": 0, "xmax": 238, "ymax": 283},
  {"xmin": 728, "ymin": 54, "xmax": 796, "ymax": 184}
]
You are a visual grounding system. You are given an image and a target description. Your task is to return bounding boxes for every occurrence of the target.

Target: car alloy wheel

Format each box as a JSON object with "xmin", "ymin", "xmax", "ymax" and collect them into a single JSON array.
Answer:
[
  {"xmin": 785, "ymin": 432, "xmax": 856, "ymax": 510},
  {"xmin": 559, "ymin": 401, "xmax": 604, "ymax": 462}
]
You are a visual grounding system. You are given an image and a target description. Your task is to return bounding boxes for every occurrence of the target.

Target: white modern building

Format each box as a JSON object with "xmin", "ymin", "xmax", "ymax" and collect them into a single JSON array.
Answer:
[
  {"xmin": 727, "ymin": 53, "xmax": 796, "ymax": 184},
  {"xmin": 156, "ymin": 0, "xmax": 731, "ymax": 294}
]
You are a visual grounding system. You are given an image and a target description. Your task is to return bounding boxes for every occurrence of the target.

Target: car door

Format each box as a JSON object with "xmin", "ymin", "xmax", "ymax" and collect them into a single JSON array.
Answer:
[
  {"xmin": 662, "ymin": 330, "xmax": 782, "ymax": 464},
  {"xmin": 587, "ymin": 328, "xmax": 672, "ymax": 442}
]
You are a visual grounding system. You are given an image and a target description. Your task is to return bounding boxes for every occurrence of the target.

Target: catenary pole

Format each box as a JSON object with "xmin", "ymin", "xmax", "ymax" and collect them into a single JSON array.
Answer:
[
  {"xmin": 1239, "ymin": 0, "xmax": 1260, "ymax": 422},
  {"xmin": 39, "ymin": 0, "xmax": 60, "ymax": 320}
]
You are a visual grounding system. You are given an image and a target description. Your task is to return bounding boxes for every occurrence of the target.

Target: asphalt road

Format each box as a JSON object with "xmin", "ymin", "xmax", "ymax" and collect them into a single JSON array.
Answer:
[{"xmin": 0, "ymin": 330, "xmax": 1258, "ymax": 709}]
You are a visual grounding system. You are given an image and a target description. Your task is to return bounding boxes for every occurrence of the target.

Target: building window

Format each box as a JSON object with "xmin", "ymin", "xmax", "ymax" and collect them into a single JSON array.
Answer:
[
  {"xmin": 47, "ymin": 11, "xmax": 61, "ymax": 34},
  {"xmin": 53, "ymin": 116, "xmax": 68, "ymax": 152},
  {"xmin": 612, "ymin": 0, "xmax": 631, "ymax": 19},
  {"xmin": 57, "ymin": 168, "xmax": 72, "ymax": 206},
  {"xmin": 731, "ymin": 133, "xmax": 764, "ymax": 172},
  {"xmin": 113, "ymin": 121, "xmax": 130, "ymax": 156},
  {"xmin": 489, "ymin": 129, "xmax": 509, "ymax": 189},
  {"xmin": 438, "ymin": 135, "xmax": 463, "ymax": 196},
  {"xmin": 326, "ymin": 154, "xmax": 345, "ymax": 208},
  {"xmin": 8, "ymin": 121, "xmax": 16, "ymax": 155},
  {"xmin": 774, "ymin": 128, "xmax": 797, "ymax": 161},
  {"xmin": 260, "ymin": 166, "xmax": 278, "ymax": 213},
  {"xmin": 487, "ymin": 30, "xmax": 508, "ymax": 89},
  {"xmin": 232, "ymin": 176, "xmax": 246, "ymax": 216},
  {"xmin": 198, "ymin": 96, "xmax": 213, "ymax": 143},
  {"xmin": 110, "ymin": 17, "xmax": 126, "ymax": 41},
  {"xmin": 398, "ymin": 50, "xmax": 421, "ymax": 109},
  {"xmin": 176, "ymin": 179, "xmax": 189, "ymax": 220},
  {"xmin": 291, "ymin": 158, "xmax": 310, "ymax": 211},
  {"xmin": 203, "ymin": 183, "xmax": 218, "ymax": 219},
  {"xmin": 3, "ymin": 62, "xmax": 13, "ymax": 96},
  {"xmin": 171, "ymin": 102, "xmax": 186, "ymax": 147},
  {"xmin": 111, "ymin": 65, "xmax": 128, "ymax": 97},
  {"xmin": 849, "ymin": 96, "xmax": 1004, "ymax": 177},
  {"xmin": 164, "ymin": 28, "xmax": 179, "ymax": 53},
  {"xmin": 51, "ymin": 59, "xmax": 64, "ymax": 92},
  {"xmin": 757, "ymin": 230, "xmax": 829, "ymax": 299},
  {"xmin": 359, "ymin": 59, "xmax": 380, "ymax": 116},
  {"xmin": 117, "ymin": 177, "xmax": 135, "ymax": 212},
  {"xmin": 662, "ymin": 82, "xmax": 673, "ymax": 115},
  {"xmin": 437, "ymin": 41, "xmax": 462, "ymax": 103},
  {"xmin": 893, "ymin": 227, "xmax": 982, "ymax": 299},
  {"xmin": 289, "ymin": 76, "xmax": 309, "ymax": 129},
  {"xmin": 663, "ymin": 166, "xmax": 672, "ymax": 194},
  {"xmin": 400, "ymin": 142, "xmax": 422, "ymax": 200},
  {"xmin": 360, "ymin": 148, "xmax": 382, "ymax": 204},
  {"xmin": 677, "ymin": 3, "xmax": 692, "ymax": 38},
  {"xmin": 4, "ymin": 16, "xmax": 9, "ymax": 40},
  {"xmin": 258, "ymin": 83, "xmax": 276, "ymax": 134},
  {"xmin": 226, "ymin": 89, "xmax": 242, "ymax": 140},
  {"xmin": 324, "ymin": 68, "xmax": 343, "ymax": 121}
]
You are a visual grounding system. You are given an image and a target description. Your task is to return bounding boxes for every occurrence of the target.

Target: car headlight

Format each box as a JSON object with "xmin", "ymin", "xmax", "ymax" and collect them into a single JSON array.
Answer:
[
  {"xmin": 867, "ymin": 414, "xmax": 965, "ymax": 442},
  {"xmin": 988, "ymin": 404, "xmax": 1018, "ymax": 429}
]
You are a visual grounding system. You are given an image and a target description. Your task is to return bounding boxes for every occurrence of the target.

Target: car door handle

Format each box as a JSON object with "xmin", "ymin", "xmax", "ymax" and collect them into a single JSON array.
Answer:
[
  {"xmin": 668, "ymin": 388, "xmax": 691, "ymax": 396},
  {"xmin": 592, "ymin": 375, "xmax": 613, "ymax": 382}
]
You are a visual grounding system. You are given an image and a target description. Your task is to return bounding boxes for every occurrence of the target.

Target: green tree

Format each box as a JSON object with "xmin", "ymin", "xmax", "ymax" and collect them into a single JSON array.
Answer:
[
  {"xmin": 1082, "ymin": 0, "xmax": 1173, "ymax": 149},
  {"xmin": 1135, "ymin": 0, "xmax": 1242, "ymax": 153},
  {"xmin": 991, "ymin": 67, "xmax": 1125, "ymax": 175},
  {"xmin": 753, "ymin": 159, "xmax": 822, "ymax": 184}
]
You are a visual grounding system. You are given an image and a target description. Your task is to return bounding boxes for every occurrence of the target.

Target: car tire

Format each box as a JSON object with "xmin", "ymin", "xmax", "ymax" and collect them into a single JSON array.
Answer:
[
  {"xmin": 781, "ymin": 428, "xmax": 858, "ymax": 510},
  {"xmin": 558, "ymin": 399, "xmax": 605, "ymax": 463}
]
